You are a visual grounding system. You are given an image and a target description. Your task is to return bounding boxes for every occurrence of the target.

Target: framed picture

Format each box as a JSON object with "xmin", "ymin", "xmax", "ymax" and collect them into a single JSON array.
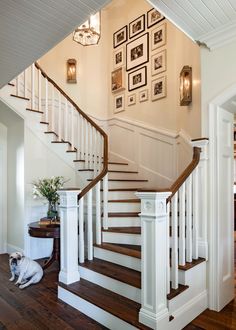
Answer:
[
  {"xmin": 127, "ymin": 94, "xmax": 136, "ymax": 106},
  {"xmin": 111, "ymin": 67, "xmax": 125, "ymax": 93},
  {"xmin": 128, "ymin": 66, "xmax": 147, "ymax": 91},
  {"xmin": 113, "ymin": 26, "xmax": 127, "ymax": 48},
  {"xmin": 139, "ymin": 89, "xmax": 148, "ymax": 102},
  {"xmin": 129, "ymin": 14, "xmax": 145, "ymax": 39},
  {"xmin": 151, "ymin": 76, "xmax": 166, "ymax": 101},
  {"xmin": 114, "ymin": 94, "xmax": 125, "ymax": 113},
  {"xmin": 151, "ymin": 50, "xmax": 166, "ymax": 76},
  {"xmin": 126, "ymin": 33, "xmax": 149, "ymax": 71},
  {"xmin": 113, "ymin": 47, "xmax": 125, "ymax": 69},
  {"xmin": 151, "ymin": 23, "xmax": 166, "ymax": 50},
  {"xmin": 147, "ymin": 8, "xmax": 165, "ymax": 28}
]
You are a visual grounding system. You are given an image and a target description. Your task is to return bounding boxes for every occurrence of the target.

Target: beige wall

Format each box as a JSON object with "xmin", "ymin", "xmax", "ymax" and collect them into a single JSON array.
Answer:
[{"xmin": 40, "ymin": 0, "xmax": 201, "ymax": 138}]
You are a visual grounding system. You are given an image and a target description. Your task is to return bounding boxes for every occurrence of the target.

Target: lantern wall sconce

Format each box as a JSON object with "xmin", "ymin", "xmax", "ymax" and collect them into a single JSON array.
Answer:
[
  {"xmin": 67, "ymin": 59, "xmax": 77, "ymax": 83},
  {"xmin": 180, "ymin": 65, "xmax": 192, "ymax": 106}
]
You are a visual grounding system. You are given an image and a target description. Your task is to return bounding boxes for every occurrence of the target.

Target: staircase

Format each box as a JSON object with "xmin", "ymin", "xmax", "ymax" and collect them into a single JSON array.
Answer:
[{"xmin": 0, "ymin": 64, "xmax": 209, "ymax": 330}]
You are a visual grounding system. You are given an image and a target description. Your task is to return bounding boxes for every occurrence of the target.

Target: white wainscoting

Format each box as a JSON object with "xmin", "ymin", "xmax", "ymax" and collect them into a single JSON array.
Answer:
[{"xmin": 176, "ymin": 129, "xmax": 193, "ymax": 175}]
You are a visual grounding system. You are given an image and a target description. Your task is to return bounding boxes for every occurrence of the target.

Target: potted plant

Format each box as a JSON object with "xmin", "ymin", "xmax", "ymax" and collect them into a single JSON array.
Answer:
[{"xmin": 32, "ymin": 176, "xmax": 67, "ymax": 222}]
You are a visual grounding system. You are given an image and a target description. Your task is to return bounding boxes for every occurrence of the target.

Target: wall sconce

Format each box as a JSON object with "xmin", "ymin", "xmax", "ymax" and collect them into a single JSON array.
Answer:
[
  {"xmin": 180, "ymin": 65, "xmax": 192, "ymax": 106},
  {"xmin": 67, "ymin": 59, "xmax": 77, "ymax": 83}
]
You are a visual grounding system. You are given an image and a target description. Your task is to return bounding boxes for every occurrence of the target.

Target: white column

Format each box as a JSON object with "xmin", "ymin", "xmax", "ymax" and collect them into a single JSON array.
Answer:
[
  {"xmin": 58, "ymin": 189, "xmax": 81, "ymax": 285},
  {"xmin": 136, "ymin": 191, "xmax": 171, "ymax": 330}
]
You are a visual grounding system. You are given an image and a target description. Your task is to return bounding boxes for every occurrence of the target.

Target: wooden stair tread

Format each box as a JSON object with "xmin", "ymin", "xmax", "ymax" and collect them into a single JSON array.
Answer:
[
  {"xmin": 78, "ymin": 169, "xmax": 94, "ymax": 172},
  {"xmin": 51, "ymin": 140, "xmax": 70, "ymax": 144},
  {"xmin": 59, "ymin": 278, "xmax": 151, "ymax": 330},
  {"xmin": 88, "ymin": 179, "xmax": 148, "ymax": 182},
  {"xmin": 102, "ymin": 227, "xmax": 141, "ymax": 234},
  {"xmin": 94, "ymin": 243, "xmax": 141, "ymax": 259},
  {"xmin": 108, "ymin": 161, "xmax": 129, "ymax": 165},
  {"xmin": 177, "ymin": 257, "xmax": 205, "ymax": 271},
  {"xmin": 44, "ymin": 131, "xmax": 58, "ymax": 137},
  {"xmin": 80, "ymin": 258, "xmax": 141, "ymax": 288},
  {"xmin": 26, "ymin": 108, "xmax": 44, "ymax": 114},
  {"xmin": 8, "ymin": 82, "xmax": 15, "ymax": 86},
  {"xmin": 167, "ymin": 283, "xmax": 189, "ymax": 300},
  {"xmin": 108, "ymin": 199, "xmax": 140, "ymax": 203},
  {"xmin": 105, "ymin": 212, "xmax": 139, "ymax": 218},
  {"xmin": 10, "ymin": 94, "xmax": 30, "ymax": 100},
  {"xmin": 40, "ymin": 121, "xmax": 49, "ymax": 125},
  {"xmin": 101, "ymin": 188, "xmax": 140, "ymax": 192},
  {"xmin": 108, "ymin": 170, "xmax": 139, "ymax": 174}
]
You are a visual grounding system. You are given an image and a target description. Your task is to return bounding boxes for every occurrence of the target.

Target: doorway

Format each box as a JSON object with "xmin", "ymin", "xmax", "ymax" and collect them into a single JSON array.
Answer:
[{"xmin": 0, "ymin": 123, "xmax": 7, "ymax": 253}]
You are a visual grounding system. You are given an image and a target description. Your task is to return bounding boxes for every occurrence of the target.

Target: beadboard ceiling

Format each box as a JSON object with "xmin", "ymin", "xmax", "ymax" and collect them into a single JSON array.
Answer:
[
  {"xmin": 148, "ymin": 0, "xmax": 236, "ymax": 49},
  {"xmin": 0, "ymin": 0, "xmax": 110, "ymax": 88}
]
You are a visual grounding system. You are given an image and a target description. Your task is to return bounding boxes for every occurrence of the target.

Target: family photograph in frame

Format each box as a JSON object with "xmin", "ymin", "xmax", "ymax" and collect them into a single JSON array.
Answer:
[
  {"xmin": 151, "ymin": 23, "xmax": 166, "ymax": 50},
  {"xmin": 151, "ymin": 49, "xmax": 166, "ymax": 76},
  {"xmin": 114, "ymin": 94, "xmax": 125, "ymax": 113},
  {"xmin": 129, "ymin": 14, "xmax": 145, "ymax": 39},
  {"xmin": 113, "ymin": 47, "xmax": 125, "ymax": 69},
  {"xmin": 139, "ymin": 89, "xmax": 148, "ymax": 102},
  {"xmin": 113, "ymin": 25, "xmax": 127, "ymax": 48},
  {"xmin": 126, "ymin": 33, "xmax": 149, "ymax": 71},
  {"xmin": 147, "ymin": 8, "xmax": 165, "ymax": 28},
  {"xmin": 151, "ymin": 76, "xmax": 166, "ymax": 101},
  {"xmin": 128, "ymin": 66, "xmax": 147, "ymax": 91},
  {"xmin": 111, "ymin": 67, "xmax": 125, "ymax": 93},
  {"xmin": 127, "ymin": 94, "xmax": 136, "ymax": 106}
]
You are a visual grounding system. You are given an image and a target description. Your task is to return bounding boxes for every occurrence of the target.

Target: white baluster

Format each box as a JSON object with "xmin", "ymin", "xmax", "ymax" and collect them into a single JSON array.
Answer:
[
  {"xmin": 93, "ymin": 129, "xmax": 98, "ymax": 176},
  {"xmin": 51, "ymin": 85, "xmax": 55, "ymax": 132},
  {"xmin": 45, "ymin": 78, "xmax": 48, "ymax": 123},
  {"xmin": 31, "ymin": 64, "xmax": 35, "ymax": 109},
  {"xmin": 87, "ymin": 189, "xmax": 93, "ymax": 260},
  {"xmin": 193, "ymin": 167, "xmax": 199, "ymax": 260},
  {"xmin": 15, "ymin": 76, "xmax": 19, "ymax": 96},
  {"xmin": 166, "ymin": 202, "xmax": 171, "ymax": 295},
  {"xmin": 24, "ymin": 70, "xmax": 27, "ymax": 98},
  {"xmin": 81, "ymin": 116, "xmax": 84, "ymax": 160},
  {"xmin": 64, "ymin": 99, "xmax": 68, "ymax": 142},
  {"xmin": 71, "ymin": 108, "xmax": 74, "ymax": 150},
  {"xmin": 88, "ymin": 124, "xmax": 92, "ymax": 169},
  {"xmin": 58, "ymin": 189, "xmax": 81, "ymax": 285},
  {"xmin": 186, "ymin": 174, "xmax": 193, "ymax": 262},
  {"xmin": 85, "ymin": 121, "xmax": 89, "ymax": 167},
  {"xmin": 77, "ymin": 114, "xmax": 81, "ymax": 158},
  {"xmin": 96, "ymin": 181, "xmax": 101, "ymax": 244},
  {"xmin": 171, "ymin": 193, "xmax": 178, "ymax": 289},
  {"xmin": 179, "ymin": 183, "xmax": 186, "ymax": 266},
  {"xmin": 97, "ymin": 133, "xmax": 102, "ymax": 172},
  {"xmin": 79, "ymin": 197, "xmax": 84, "ymax": 263},
  {"xmin": 38, "ymin": 69, "xmax": 41, "ymax": 113},
  {"xmin": 103, "ymin": 173, "xmax": 108, "ymax": 230}
]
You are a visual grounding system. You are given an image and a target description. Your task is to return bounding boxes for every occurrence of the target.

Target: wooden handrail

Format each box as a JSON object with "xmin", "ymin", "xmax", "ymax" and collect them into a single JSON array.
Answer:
[
  {"xmin": 34, "ymin": 62, "xmax": 108, "ymax": 199},
  {"xmin": 167, "ymin": 146, "xmax": 201, "ymax": 203}
]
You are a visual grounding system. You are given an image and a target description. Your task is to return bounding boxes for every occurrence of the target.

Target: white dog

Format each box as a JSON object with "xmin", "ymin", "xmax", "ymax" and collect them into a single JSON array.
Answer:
[{"xmin": 9, "ymin": 252, "xmax": 43, "ymax": 289}]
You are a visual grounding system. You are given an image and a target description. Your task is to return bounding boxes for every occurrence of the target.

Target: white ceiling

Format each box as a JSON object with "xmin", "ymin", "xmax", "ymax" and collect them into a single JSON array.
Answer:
[
  {"xmin": 148, "ymin": 0, "xmax": 236, "ymax": 49},
  {"xmin": 0, "ymin": 0, "xmax": 110, "ymax": 88}
]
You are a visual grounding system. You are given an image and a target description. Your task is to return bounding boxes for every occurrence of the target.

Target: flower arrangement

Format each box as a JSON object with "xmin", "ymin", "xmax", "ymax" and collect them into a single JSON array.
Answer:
[{"xmin": 32, "ymin": 176, "xmax": 67, "ymax": 219}]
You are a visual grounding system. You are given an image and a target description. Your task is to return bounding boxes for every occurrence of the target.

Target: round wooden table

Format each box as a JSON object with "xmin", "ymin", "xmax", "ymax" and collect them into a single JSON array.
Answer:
[{"xmin": 28, "ymin": 221, "xmax": 60, "ymax": 270}]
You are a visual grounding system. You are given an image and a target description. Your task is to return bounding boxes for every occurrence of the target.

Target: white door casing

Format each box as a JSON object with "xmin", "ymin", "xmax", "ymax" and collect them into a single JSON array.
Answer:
[
  {"xmin": 209, "ymin": 88, "xmax": 235, "ymax": 311},
  {"xmin": 0, "ymin": 123, "xmax": 7, "ymax": 253}
]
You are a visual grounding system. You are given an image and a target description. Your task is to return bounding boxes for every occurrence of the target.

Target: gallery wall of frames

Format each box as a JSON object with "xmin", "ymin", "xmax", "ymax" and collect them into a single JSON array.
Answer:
[{"xmin": 111, "ymin": 8, "xmax": 167, "ymax": 114}]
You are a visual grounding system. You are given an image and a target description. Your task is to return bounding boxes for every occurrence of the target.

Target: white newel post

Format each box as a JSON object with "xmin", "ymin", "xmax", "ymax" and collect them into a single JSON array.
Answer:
[
  {"xmin": 58, "ymin": 189, "xmax": 81, "ymax": 285},
  {"xmin": 191, "ymin": 139, "xmax": 209, "ymax": 260},
  {"xmin": 136, "ymin": 191, "xmax": 171, "ymax": 330}
]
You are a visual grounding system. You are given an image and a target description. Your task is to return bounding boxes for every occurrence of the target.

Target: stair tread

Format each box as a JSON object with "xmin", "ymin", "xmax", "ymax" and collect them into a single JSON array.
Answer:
[
  {"xmin": 26, "ymin": 108, "xmax": 44, "ymax": 114},
  {"xmin": 44, "ymin": 131, "xmax": 59, "ymax": 137},
  {"xmin": 101, "ymin": 188, "xmax": 140, "ymax": 191},
  {"xmin": 108, "ymin": 170, "xmax": 139, "ymax": 174},
  {"xmin": 177, "ymin": 257, "xmax": 206, "ymax": 271},
  {"xmin": 108, "ymin": 199, "xmax": 140, "ymax": 203},
  {"xmin": 40, "ymin": 121, "xmax": 49, "ymax": 125},
  {"xmin": 103, "ymin": 227, "xmax": 141, "ymax": 234},
  {"xmin": 88, "ymin": 179, "xmax": 148, "ymax": 182},
  {"xmin": 10, "ymin": 94, "xmax": 30, "ymax": 100},
  {"xmin": 80, "ymin": 257, "xmax": 141, "ymax": 288},
  {"xmin": 167, "ymin": 283, "xmax": 189, "ymax": 300},
  {"xmin": 59, "ymin": 278, "xmax": 151, "ymax": 330},
  {"xmin": 94, "ymin": 243, "xmax": 141, "ymax": 259},
  {"xmin": 108, "ymin": 161, "xmax": 129, "ymax": 165},
  {"xmin": 105, "ymin": 212, "xmax": 139, "ymax": 218}
]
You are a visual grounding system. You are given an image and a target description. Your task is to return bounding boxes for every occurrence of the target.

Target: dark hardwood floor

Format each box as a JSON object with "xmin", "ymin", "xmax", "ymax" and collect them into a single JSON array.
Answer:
[
  {"xmin": 0, "ymin": 254, "xmax": 107, "ymax": 329},
  {"xmin": 0, "ymin": 239, "xmax": 235, "ymax": 330}
]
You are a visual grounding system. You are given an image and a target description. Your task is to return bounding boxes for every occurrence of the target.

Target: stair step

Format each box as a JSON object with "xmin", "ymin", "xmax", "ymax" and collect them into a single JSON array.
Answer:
[
  {"xmin": 66, "ymin": 148, "xmax": 77, "ymax": 153},
  {"xmin": 59, "ymin": 278, "xmax": 151, "ymax": 330},
  {"xmin": 103, "ymin": 227, "xmax": 141, "ymax": 234},
  {"xmin": 177, "ymin": 257, "xmax": 206, "ymax": 271},
  {"xmin": 78, "ymin": 169, "xmax": 94, "ymax": 172},
  {"xmin": 10, "ymin": 94, "xmax": 30, "ymax": 101},
  {"xmin": 8, "ymin": 82, "xmax": 15, "ymax": 86},
  {"xmin": 94, "ymin": 243, "xmax": 141, "ymax": 259},
  {"xmin": 167, "ymin": 284, "xmax": 189, "ymax": 300},
  {"xmin": 108, "ymin": 199, "xmax": 140, "ymax": 203},
  {"xmin": 44, "ymin": 131, "xmax": 59, "ymax": 137},
  {"xmin": 105, "ymin": 212, "xmax": 139, "ymax": 218},
  {"xmin": 105, "ymin": 188, "xmax": 140, "ymax": 191},
  {"xmin": 80, "ymin": 258, "xmax": 141, "ymax": 289},
  {"xmin": 40, "ymin": 121, "xmax": 49, "ymax": 125},
  {"xmin": 26, "ymin": 108, "xmax": 44, "ymax": 114},
  {"xmin": 108, "ymin": 170, "xmax": 139, "ymax": 174},
  {"xmin": 108, "ymin": 161, "xmax": 129, "ymax": 165}
]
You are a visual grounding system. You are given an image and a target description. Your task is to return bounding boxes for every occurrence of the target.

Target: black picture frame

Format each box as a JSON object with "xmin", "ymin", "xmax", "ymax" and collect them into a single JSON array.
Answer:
[
  {"xmin": 129, "ymin": 14, "xmax": 145, "ymax": 39},
  {"xmin": 128, "ymin": 66, "xmax": 147, "ymax": 91},
  {"xmin": 113, "ymin": 25, "xmax": 128, "ymax": 48},
  {"xmin": 126, "ymin": 32, "xmax": 149, "ymax": 71},
  {"xmin": 147, "ymin": 8, "xmax": 165, "ymax": 28}
]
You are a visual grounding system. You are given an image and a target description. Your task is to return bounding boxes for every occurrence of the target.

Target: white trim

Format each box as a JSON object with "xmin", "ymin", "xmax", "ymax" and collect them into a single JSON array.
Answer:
[
  {"xmin": 7, "ymin": 243, "xmax": 24, "ymax": 255},
  {"xmin": 0, "ymin": 123, "xmax": 7, "ymax": 253}
]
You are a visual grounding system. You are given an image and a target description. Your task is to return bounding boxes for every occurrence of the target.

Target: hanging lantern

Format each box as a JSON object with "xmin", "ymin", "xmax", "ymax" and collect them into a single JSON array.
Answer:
[{"xmin": 73, "ymin": 12, "xmax": 101, "ymax": 46}]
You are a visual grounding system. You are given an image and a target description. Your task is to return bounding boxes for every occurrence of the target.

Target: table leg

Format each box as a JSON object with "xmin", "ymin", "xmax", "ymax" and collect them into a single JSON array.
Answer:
[{"xmin": 43, "ymin": 238, "xmax": 60, "ymax": 270}]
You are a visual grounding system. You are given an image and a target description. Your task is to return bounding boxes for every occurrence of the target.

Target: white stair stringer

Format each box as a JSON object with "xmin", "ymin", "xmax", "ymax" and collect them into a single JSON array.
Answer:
[
  {"xmin": 78, "ymin": 264, "xmax": 141, "ymax": 303},
  {"xmin": 93, "ymin": 246, "xmax": 141, "ymax": 271}
]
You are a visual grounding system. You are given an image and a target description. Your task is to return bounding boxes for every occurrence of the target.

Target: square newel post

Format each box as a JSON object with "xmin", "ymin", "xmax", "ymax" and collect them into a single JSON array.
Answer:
[
  {"xmin": 136, "ymin": 190, "xmax": 171, "ymax": 330},
  {"xmin": 58, "ymin": 189, "xmax": 81, "ymax": 285}
]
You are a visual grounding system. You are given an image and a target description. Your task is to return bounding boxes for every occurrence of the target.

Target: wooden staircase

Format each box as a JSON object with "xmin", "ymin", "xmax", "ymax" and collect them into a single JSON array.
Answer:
[{"xmin": 0, "ymin": 64, "xmax": 209, "ymax": 330}]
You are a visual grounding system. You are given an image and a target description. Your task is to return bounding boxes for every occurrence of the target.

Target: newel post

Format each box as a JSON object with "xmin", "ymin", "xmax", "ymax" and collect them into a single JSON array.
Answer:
[
  {"xmin": 136, "ymin": 191, "xmax": 171, "ymax": 329},
  {"xmin": 58, "ymin": 189, "xmax": 81, "ymax": 285}
]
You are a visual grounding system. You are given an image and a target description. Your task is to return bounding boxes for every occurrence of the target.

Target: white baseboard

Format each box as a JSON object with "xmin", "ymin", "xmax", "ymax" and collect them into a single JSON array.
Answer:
[{"xmin": 7, "ymin": 243, "xmax": 24, "ymax": 255}]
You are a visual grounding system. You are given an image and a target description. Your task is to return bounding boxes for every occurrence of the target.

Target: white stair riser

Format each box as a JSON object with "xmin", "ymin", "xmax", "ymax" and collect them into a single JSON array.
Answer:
[
  {"xmin": 105, "ymin": 180, "xmax": 149, "ymax": 189},
  {"xmin": 102, "ymin": 232, "xmax": 141, "ymax": 245},
  {"xmin": 108, "ymin": 172, "xmax": 139, "ymax": 180},
  {"xmin": 108, "ymin": 164, "xmax": 131, "ymax": 171},
  {"xmin": 107, "ymin": 191, "xmax": 137, "ymax": 200},
  {"xmin": 108, "ymin": 202, "xmax": 140, "ymax": 213},
  {"xmin": 106, "ymin": 217, "xmax": 141, "ymax": 227},
  {"xmin": 79, "ymin": 265, "xmax": 141, "ymax": 303},
  {"xmin": 94, "ymin": 247, "xmax": 141, "ymax": 271},
  {"xmin": 58, "ymin": 287, "xmax": 137, "ymax": 330}
]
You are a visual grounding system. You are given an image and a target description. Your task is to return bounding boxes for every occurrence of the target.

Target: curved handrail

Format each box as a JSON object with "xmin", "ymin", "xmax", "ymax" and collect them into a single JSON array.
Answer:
[
  {"xmin": 35, "ymin": 62, "xmax": 108, "ymax": 199},
  {"xmin": 167, "ymin": 146, "xmax": 201, "ymax": 203}
]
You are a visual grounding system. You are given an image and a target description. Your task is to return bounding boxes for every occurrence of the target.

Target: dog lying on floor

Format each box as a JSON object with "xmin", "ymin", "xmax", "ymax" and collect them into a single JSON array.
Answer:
[{"xmin": 9, "ymin": 252, "xmax": 43, "ymax": 289}]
